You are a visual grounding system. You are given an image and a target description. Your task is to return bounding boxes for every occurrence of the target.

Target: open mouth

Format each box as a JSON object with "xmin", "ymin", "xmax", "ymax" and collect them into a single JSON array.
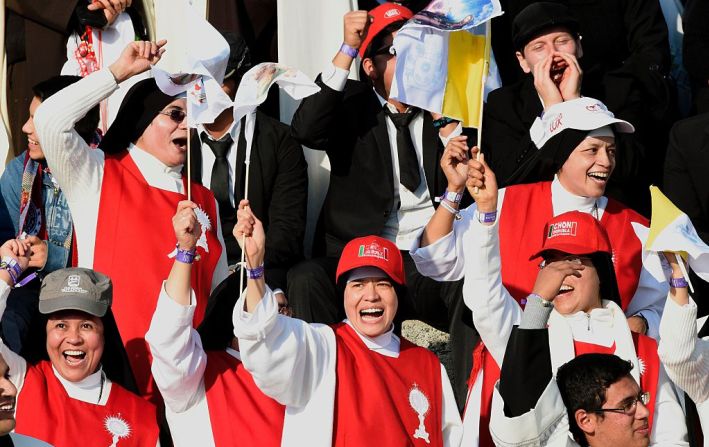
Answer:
[
  {"xmin": 172, "ymin": 137, "xmax": 188, "ymax": 151},
  {"xmin": 359, "ymin": 308, "xmax": 384, "ymax": 321},
  {"xmin": 63, "ymin": 350, "xmax": 87, "ymax": 366},
  {"xmin": 587, "ymin": 171, "xmax": 609, "ymax": 183},
  {"xmin": 27, "ymin": 138, "xmax": 39, "ymax": 147},
  {"xmin": 557, "ymin": 284, "xmax": 574, "ymax": 296},
  {"xmin": 0, "ymin": 398, "xmax": 15, "ymax": 414}
]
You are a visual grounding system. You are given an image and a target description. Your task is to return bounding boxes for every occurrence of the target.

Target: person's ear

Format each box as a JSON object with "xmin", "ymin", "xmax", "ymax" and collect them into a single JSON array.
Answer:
[
  {"xmin": 362, "ymin": 57, "xmax": 379, "ymax": 80},
  {"xmin": 516, "ymin": 50, "xmax": 532, "ymax": 74},
  {"xmin": 576, "ymin": 37, "xmax": 584, "ymax": 59},
  {"xmin": 575, "ymin": 409, "xmax": 597, "ymax": 437}
]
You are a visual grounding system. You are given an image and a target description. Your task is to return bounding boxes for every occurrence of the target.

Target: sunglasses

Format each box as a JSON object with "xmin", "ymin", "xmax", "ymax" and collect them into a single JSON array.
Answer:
[{"xmin": 158, "ymin": 109, "xmax": 187, "ymax": 123}]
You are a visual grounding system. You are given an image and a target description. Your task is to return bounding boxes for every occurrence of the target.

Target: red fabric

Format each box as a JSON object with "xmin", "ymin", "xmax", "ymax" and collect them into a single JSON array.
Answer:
[
  {"xmin": 573, "ymin": 340, "xmax": 616, "ymax": 356},
  {"xmin": 499, "ymin": 182, "xmax": 646, "ymax": 310},
  {"xmin": 332, "ymin": 323, "xmax": 443, "ymax": 447},
  {"xmin": 15, "ymin": 361, "xmax": 159, "ymax": 446},
  {"xmin": 632, "ymin": 333, "xmax": 660, "ymax": 431},
  {"xmin": 203, "ymin": 350, "xmax": 285, "ymax": 447},
  {"xmin": 93, "ymin": 152, "xmax": 222, "ymax": 403},
  {"xmin": 467, "ymin": 343, "xmax": 500, "ymax": 447}
]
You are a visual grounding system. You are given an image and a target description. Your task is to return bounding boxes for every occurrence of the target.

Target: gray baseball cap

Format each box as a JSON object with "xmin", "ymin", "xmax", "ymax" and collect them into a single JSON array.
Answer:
[{"xmin": 39, "ymin": 268, "xmax": 112, "ymax": 317}]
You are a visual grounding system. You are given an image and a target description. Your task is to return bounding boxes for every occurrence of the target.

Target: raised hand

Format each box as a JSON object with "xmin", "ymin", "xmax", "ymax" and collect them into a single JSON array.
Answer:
[
  {"xmin": 0, "ymin": 239, "xmax": 31, "ymax": 272},
  {"xmin": 555, "ymin": 52, "xmax": 582, "ymax": 101},
  {"xmin": 109, "ymin": 40, "xmax": 166, "ymax": 84},
  {"xmin": 441, "ymin": 136, "xmax": 469, "ymax": 192},
  {"xmin": 533, "ymin": 55, "xmax": 563, "ymax": 110},
  {"xmin": 172, "ymin": 201, "xmax": 200, "ymax": 251},
  {"xmin": 343, "ymin": 10, "xmax": 372, "ymax": 51},
  {"xmin": 531, "ymin": 260, "xmax": 585, "ymax": 302},
  {"xmin": 466, "ymin": 147, "xmax": 498, "ymax": 213},
  {"xmin": 24, "ymin": 235, "xmax": 48, "ymax": 269},
  {"xmin": 234, "ymin": 200, "xmax": 265, "ymax": 269},
  {"xmin": 87, "ymin": 0, "xmax": 132, "ymax": 26}
]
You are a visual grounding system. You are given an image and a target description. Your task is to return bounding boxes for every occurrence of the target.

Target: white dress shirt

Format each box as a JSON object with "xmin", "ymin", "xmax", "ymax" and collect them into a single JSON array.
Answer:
[{"xmin": 196, "ymin": 120, "xmax": 241, "ymax": 208}]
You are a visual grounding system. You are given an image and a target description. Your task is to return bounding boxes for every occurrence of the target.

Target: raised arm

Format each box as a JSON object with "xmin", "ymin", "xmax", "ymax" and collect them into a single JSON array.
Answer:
[{"xmin": 146, "ymin": 201, "xmax": 207, "ymax": 413}]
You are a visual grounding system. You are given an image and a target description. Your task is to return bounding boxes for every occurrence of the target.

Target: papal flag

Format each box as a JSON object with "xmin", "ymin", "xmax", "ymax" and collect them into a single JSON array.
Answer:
[
  {"xmin": 647, "ymin": 186, "xmax": 709, "ymax": 290},
  {"xmin": 390, "ymin": 0, "xmax": 503, "ymax": 127}
]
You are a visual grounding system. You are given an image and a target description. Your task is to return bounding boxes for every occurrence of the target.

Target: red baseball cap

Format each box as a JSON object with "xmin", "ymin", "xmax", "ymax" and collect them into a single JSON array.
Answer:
[
  {"xmin": 336, "ymin": 236, "xmax": 405, "ymax": 285},
  {"xmin": 359, "ymin": 3, "xmax": 413, "ymax": 58},
  {"xmin": 530, "ymin": 211, "xmax": 612, "ymax": 260}
]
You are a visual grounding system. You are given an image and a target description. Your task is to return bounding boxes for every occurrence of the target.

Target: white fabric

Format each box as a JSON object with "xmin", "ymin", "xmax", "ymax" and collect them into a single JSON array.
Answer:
[
  {"xmin": 53, "ymin": 366, "xmax": 111, "ymax": 406},
  {"xmin": 658, "ymin": 296, "xmax": 709, "ymax": 439},
  {"xmin": 445, "ymin": 216, "xmax": 687, "ymax": 446},
  {"xmin": 410, "ymin": 175, "xmax": 668, "ymax": 339},
  {"xmin": 232, "ymin": 287, "xmax": 464, "ymax": 447},
  {"xmin": 195, "ymin": 121, "xmax": 240, "ymax": 208},
  {"xmin": 32, "ymin": 68, "xmax": 228, "ymax": 290}
]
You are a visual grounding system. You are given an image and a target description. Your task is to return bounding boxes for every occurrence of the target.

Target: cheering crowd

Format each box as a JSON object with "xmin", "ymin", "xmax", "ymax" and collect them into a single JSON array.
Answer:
[{"xmin": 1, "ymin": 0, "xmax": 708, "ymax": 446}]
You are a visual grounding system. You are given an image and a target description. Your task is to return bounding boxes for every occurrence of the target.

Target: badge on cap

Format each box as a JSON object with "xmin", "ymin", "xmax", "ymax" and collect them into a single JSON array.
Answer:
[
  {"xmin": 358, "ymin": 241, "xmax": 389, "ymax": 260},
  {"xmin": 384, "ymin": 8, "xmax": 401, "ymax": 18},
  {"xmin": 547, "ymin": 221, "xmax": 578, "ymax": 239},
  {"xmin": 62, "ymin": 274, "xmax": 88, "ymax": 294}
]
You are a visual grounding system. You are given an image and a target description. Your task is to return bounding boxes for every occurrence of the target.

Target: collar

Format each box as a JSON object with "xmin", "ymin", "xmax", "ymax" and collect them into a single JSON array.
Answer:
[
  {"xmin": 226, "ymin": 346, "xmax": 242, "ymax": 361},
  {"xmin": 551, "ymin": 175, "xmax": 600, "ymax": 215},
  {"xmin": 127, "ymin": 143, "xmax": 183, "ymax": 180},
  {"xmin": 344, "ymin": 319, "xmax": 400, "ymax": 358},
  {"xmin": 563, "ymin": 305, "xmax": 615, "ymax": 346},
  {"xmin": 196, "ymin": 119, "xmax": 240, "ymax": 142},
  {"xmin": 52, "ymin": 364, "xmax": 103, "ymax": 391},
  {"xmin": 374, "ymin": 89, "xmax": 408, "ymax": 114}
]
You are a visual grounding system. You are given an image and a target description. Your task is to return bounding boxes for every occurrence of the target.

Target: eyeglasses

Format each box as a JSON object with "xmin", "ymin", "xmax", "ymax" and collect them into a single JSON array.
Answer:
[
  {"xmin": 591, "ymin": 391, "xmax": 650, "ymax": 416},
  {"xmin": 373, "ymin": 44, "xmax": 397, "ymax": 57},
  {"xmin": 158, "ymin": 109, "xmax": 187, "ymax": 123}
]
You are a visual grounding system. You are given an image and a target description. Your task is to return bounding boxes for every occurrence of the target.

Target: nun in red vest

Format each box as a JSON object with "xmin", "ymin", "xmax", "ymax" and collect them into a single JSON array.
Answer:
[
  {"xmin": 32, "ymin": 40, "xmax": 228, "ymax": 403},
  {"xmin": 0, "ymin": 239, "xmax": 158, "ymax": 446},
  {"xmin": 411, "ymin": 97, "xmax": 670, "ymax": 445},
  {"xmin": 230, "ymin": 199, "xmax": 463, "ymax": 447},
  {"xmin": 146, "ymin": 200, "xmax": 285, "ymax": 446}
]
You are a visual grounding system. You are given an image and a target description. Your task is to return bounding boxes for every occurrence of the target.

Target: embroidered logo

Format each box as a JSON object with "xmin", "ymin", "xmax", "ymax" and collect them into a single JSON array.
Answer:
[
  {"xmin": 637, "ymin": 357, "xmax": 646, "ymax": 376},
  {"xmin": 194, "ymin": 206, "xmax": 212, "ymax": 254},
  {"xmin": 104, "ymin": 414, "xmax": 131, "ymax": 446},
  {"xmin": 61, "ymin": 275, "xmax": 88, "ymax": 294},
  {"xmin": 585, "ymin": 103, "xmax": 604, "ymax": 112},
  {"xmin": 547, "ymin": 221, "xmax": 578, "ymax": 239},
  {"xmin": 358, "ymin": 241, "xmax": 389, "ymax": 261},
  {"xmin": 548, "ymin": 113, "xmax": 563, "ymax": 134},
  {"xmin": 384, "ymin": 8, "xmax": 401, "ymax": 18},
  {"xmin": 409, "ymin": 384, "xmax": 431, "ymax": 443}
]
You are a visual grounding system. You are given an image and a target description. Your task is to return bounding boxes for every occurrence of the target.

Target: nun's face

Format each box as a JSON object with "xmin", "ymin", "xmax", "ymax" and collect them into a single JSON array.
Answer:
[
  {"xmin": 344, "ymin": 276, "xmax": 398, "ymax": 338},
  {"xmin": 557, "ymin": 136, "xmax": 616, "ymax": 198},
  {"xmin": 46, "ymin": 311, "xmax": 104, "ymax": 383},
  {"xmin": 137, "ymin": 98, "xmax": 188, "ymax": 167},
  {"xmin": 0, "ymin": 356, "xmax": 17, "ymax": 435},
  {"xmin": 23, "ymin": 97, "xmax": 46, "ymax": 161}
]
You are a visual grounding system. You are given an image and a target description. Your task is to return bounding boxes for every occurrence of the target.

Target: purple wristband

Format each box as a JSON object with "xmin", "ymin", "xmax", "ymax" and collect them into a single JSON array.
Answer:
[
  {"xmin": 175, "ymin": 247, "xmax": 197, "ymax": 264},
  {"xmin": 478, "ymin": 210, "xmax": 497, "ymax": 224},
  {"xmin": 246, "ymin": 264, "xmax": 265, "ymax": 280},
  {"xmin": 669, "ymin": 277, "xmax": 688, "ymax": 288},
  {"xmin": 15, "ymin": 272, "xmax": 37, "ymax": 288},
  {"xmin": 339, "ymin": 42, "xmax": 359, "ymax": 58}
]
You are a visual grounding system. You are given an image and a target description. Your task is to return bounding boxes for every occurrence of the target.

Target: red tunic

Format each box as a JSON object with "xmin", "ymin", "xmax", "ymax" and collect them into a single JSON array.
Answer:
[
  {"xmin": 93, "ymin": 152, "xmax": 222, "ymax": 402},
  {"xmin": 15, "ymin": 361, "xmax": 159, "ymax": 446},
  {"xmin": 203, "ymin": 350, "xmax": 285, "ymax": 446},
  {"xmin": 332, "ymin": 323, "xmax": 444, "ymax": 447},
  {"xmin": 499, "ymin": 181, "xmax": 646, "ymax": 310}
]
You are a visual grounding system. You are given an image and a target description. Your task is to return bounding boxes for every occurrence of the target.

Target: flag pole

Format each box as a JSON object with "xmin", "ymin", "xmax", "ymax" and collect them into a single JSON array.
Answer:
[
  {"xmin": 239, "ymin": 113, "xmax": 254, "ymax": 297},
  {"xmin": 474, "ymin": 21, "xmax": 491, "ymax": 194}
]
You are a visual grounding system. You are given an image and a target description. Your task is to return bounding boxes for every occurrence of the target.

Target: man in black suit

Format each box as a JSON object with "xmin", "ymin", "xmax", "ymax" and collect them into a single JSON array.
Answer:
[
  {"xmin": 187, "ymin": 31, "xmax": 307, "ymax": 296},
  {"xmin": 288, "ymin": 3, "xmax": 474, "ymax": 407}
]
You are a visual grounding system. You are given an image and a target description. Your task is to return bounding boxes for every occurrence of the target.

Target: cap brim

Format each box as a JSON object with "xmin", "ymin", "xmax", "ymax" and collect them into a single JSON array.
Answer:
[
  {"xmin": 39, "ymin": 296, "xmax": 107, "ymax": 317},
  {"xmin": 529, "ymin": 243, "xmax": 603, "ymax": 260}
]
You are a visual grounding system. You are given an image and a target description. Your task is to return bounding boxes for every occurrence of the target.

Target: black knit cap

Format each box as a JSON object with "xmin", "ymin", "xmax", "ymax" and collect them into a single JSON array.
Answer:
[
  {"xmin": 99, "ymin": 78, "xmax": 175, "ymax": 155},
  {"xmin": 220, "ymin": 30, "xmax": 252, "ymax": 81},
  {"xmin": 512, "ymin": 2, "xmax": 580, "ymax": 51}
]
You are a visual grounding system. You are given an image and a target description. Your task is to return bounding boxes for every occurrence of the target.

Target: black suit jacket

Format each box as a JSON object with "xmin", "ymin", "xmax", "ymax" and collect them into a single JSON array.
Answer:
[
  {"xmin": 291, "ymin": 77, "xmax": 455, "ymax": 256},
  {"xmin": 189, "ymin": 111, "xmax": 308, "ymax": 289}
]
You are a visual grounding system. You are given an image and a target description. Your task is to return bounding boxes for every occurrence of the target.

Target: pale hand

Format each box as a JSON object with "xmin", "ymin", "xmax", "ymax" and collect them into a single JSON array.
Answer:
[
  {"xmin": 0, "ymin": 239, "xmax": 31, "ymax": 272},
  {"xmin": 531, "ymin": 260, "xmax": 585, "ymax": 302},
  {"xmin": 25, "ymin": 235, "xmax": 47, "ymax": 269},
  {"xmin": 556, "ymin": 52, "xmax": 583, "ymax": 101},
  {"xmin": 234, "ymin": 200, "xmax": 265, "ymax": 268},
  {"xmin": 626, "ymin": 316, "xmax": 647, "ymax": 335},
  {"xmin": 441, "ymin": 136, "xmax": 469, "ymax": 191},
  {"xmin": 343, "ymin": 10, "xmax": 372, "ymax": 49},
  {"xmin": 172, "ymin": 200, "xmax": 200, "ymax": 251},
  {"xmin": 87, "ymin": 0, "xmax": 132, "ymax": 26},
  {"xmin": 109, "ymin": 40, "xmax": 166, "ymax": 84},
  {"xmin": 533, "ymin": 54, "xmax": 563, "ymax": 110},
  {"xmin": 466, "ymin": 147, "xmax": 498, "ymax": 213}
]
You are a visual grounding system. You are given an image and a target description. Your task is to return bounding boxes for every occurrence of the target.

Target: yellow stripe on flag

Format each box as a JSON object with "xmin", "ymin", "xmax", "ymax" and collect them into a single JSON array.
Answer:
[
  {"xmin": 441, "ymin": 30, "xmax": 487, "ymax": 127},
  {"xmin": 647, "ymin": 185, "xmax": 685, "ymax": 249}
]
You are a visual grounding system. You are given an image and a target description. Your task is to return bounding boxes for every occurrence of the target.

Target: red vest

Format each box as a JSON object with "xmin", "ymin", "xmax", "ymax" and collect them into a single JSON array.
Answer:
[
  {"xmin": 15, "ymin": 361, "xmax": 159, "ymax": 446},
  {"xmin": 499, "ymin": 181, "xmax": 646, "ymax": 311},
  {"xmin": 332, "ymin": 323, "xmax": 444, "ymax": 447},
  {"xmin": 93, "ymin": 152, "xmax": 222, "ymax": 402},
  {"xmin": 203, "ymin": 350, "xmax": 285, "ymax": 446}
]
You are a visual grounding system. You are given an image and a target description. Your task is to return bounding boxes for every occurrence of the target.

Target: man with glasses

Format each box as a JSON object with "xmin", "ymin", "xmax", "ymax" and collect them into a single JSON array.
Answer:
[{"xmin": 31, "ymin": 40, "xmax": 229, "ymax": 405}]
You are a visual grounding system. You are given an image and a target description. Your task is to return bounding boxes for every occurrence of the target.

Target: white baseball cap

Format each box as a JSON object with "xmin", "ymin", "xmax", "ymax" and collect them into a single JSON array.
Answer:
[{"xmin": 530, "ymin": 97, "xmax": 635, "ymax": 149}]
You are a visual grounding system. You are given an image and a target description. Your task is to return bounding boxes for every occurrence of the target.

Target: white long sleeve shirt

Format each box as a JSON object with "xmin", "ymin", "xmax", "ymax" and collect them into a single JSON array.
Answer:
[
  {"xmin": 32, "ymin": 68, "xmax": 228, "ymax": 289},
  {"xmin": 410, "ymin": 176, "xmax": 668, "ymax": 339},
  {"xmin": 447, "ymin": 217, "xmax": 687, "ymax": 446},
  {"xmin": 658, "ymin": 296, "xmax": 709, "ymax": 439},
  {"xmin": 232, "ymin": 287, "xmax": 463, "ymax": 447}
]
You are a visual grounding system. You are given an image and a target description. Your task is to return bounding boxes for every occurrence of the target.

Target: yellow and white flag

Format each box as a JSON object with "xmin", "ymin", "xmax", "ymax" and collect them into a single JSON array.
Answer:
[{"xmin": 647, "ymin": 186, "xmax": 709, "ymax": 289}]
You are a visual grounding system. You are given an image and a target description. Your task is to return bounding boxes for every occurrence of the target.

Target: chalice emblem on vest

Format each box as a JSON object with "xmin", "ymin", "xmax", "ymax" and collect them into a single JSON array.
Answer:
[
  {"xmin": 104, "ymin": 415, "xmax": 131, "ymax": 446},
  {"xmin": 409, "ymin": 384, "xmax": 431, "ymax": 443}
]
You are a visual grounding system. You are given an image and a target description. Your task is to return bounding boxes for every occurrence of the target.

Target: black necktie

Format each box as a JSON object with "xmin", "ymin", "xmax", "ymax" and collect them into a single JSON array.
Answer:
[
  {"xmin": 202, "ymin": 132, "xmax": 234, "ymax": 214},
  {"xmin": 384, "ymin": 106, "xmax": 421, "ymax": 192}
]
